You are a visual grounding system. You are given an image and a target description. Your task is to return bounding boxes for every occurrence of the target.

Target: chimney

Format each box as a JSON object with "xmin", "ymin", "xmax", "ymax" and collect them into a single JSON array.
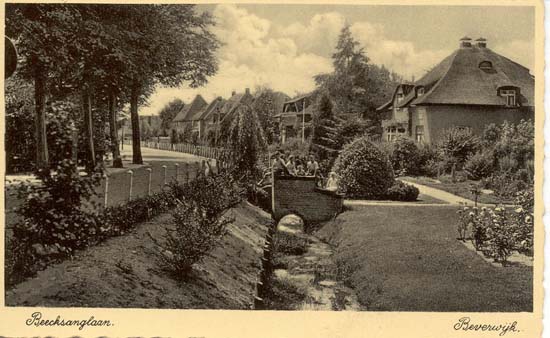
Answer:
[
  {"xmin": 245, "ymin": 88, "xmax": 250, "ymax": 95},
  {"xmin": 231, "ymin": 90, "xmax": 236, "ymax": 96},
  {"xmin": 475, "ymin": 37, "xmax": 487, "ymax": 48},
  {"xmin": 459, "ymin": 36, "xmax": 472, "ymax": 48}
]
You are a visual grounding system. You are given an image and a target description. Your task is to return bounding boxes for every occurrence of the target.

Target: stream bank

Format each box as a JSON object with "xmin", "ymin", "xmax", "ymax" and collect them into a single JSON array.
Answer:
[{"xmin": 263, "ymin": 215, "xmax": 361, "ymax": 311}]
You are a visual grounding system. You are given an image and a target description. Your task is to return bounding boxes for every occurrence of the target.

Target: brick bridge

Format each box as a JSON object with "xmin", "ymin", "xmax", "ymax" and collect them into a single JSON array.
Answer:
[{"xmin": 269, "ymin": 176, "xmax": 344, "ymax": 225}]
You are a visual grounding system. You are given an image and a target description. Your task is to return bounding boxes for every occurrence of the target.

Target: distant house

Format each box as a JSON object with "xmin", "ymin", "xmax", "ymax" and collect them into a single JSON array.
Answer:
[
  {"xmin": 169, "ymin": 89, "xmax": 254, "ymax": 144},
  {"xmin": 377, "ymin": 37, "xmax": 534, "ymax": 144},
  {"xmin": 198, "ymin": 96, "xmax": 226, "ymax": 142},
  {"xmin": 171, "ymin": 94, "xmax": 208, "ymax": 136},
  {"xmin": 275, "ymin": 93, "xmax": 314, "ymax": 143}
]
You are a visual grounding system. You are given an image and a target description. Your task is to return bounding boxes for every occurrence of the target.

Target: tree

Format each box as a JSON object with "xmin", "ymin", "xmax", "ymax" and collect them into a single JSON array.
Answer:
[
  {"xmin": 6, "ymin": 4, "xmax": 81, "ymax": 176},
  {"xmin": 109, "ymin": 5, "xmax": 219, "ymax": 164},
  {"xmin": 251, "ymin": 87, "xmax": 290, "ymax": 144},
  {"xmin": 159, "ymin": 98, "xmax": 185, "ymax": 132},
  {"xmin": 226, "ymin": 103, "xmax": 267, "ymax": 180},
  {"xmin": 310, "ymin": 94, "xmax": 341, "ymax": 164},
  {"xmin": 314, "ymin": 24, "xmax": 399, "ymax": 138}
]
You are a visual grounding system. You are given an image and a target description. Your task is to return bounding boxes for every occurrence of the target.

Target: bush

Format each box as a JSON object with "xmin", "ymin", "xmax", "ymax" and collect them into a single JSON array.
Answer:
[
  {"xmin": 384, "ymin": 181, "xmax": 419, "ymax": 201},
  {"xmin": 464, "ymin": 151, "xmax": 494, "ymax": 180},
  {"xmin": 390, "ymin": 137, "xmax": 423, "ymax": 176},
  {"xmin": 273, "ymin": 231, "xmax": 309, "ymax": 256},
  {"xmin": 456, "ymin": 200, "xmax": 533, "ymax": 263},
  {"xmin": 153, "ymin": 174, "xmax": 241, "ymax": 278},
  {"xmin": 333, "ymin": 137, "xmax": 394, "ymax": 199},
  {"xmin": 438, "ymin": 127, "xmax": 479, "ymax": 168},
  {"xmin": 154, "ymin": 200, "xmax": 233, "ymax": 279}
]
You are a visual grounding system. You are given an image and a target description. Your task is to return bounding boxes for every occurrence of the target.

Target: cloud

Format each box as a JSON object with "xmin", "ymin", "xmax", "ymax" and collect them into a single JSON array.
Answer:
[
  {"xmin": 140, "ymin": 4, "xmax": 532, "ymax": 116},
  {"xmin": 140, "ymin": 4, "xmax": 332, "ymax": 115}
]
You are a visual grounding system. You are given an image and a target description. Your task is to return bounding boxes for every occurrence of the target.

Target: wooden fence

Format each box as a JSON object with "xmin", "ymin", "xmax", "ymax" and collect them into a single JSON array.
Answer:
[{"xmin": 139, "ymin": 141, "xmax": 227, "ymax": 160}]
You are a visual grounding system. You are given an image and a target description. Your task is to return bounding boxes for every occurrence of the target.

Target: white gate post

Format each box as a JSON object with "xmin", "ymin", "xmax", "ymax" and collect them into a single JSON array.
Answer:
[
  {"xmin": 146, "ymin": 168, "xmax": 152, "ymax": 195},
  {"xmin": 162, "ymin": 165, "xmax": 167, "ymax": 185},
  {"xmin": 127, "ymin": 170, "xmax": 134, "ymax": 201},
  {"xmin": 175, "ymin": 163, "xmax": 179, "ymax": 183},
  {"xmin": 103, "ymin": 173, "xmax": 109, "ymax": 208}
]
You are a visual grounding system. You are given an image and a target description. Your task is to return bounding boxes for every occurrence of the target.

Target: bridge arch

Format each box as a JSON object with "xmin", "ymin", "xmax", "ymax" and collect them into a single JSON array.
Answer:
[{"xmin": 270, "ymin": 176, "xmax": 343, "ymax": 227}]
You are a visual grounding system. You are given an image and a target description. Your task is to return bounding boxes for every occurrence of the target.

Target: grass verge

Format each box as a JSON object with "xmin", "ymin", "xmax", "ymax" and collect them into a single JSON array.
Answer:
[{"xmin": 317, "ymin": 204, "xmax": 532, "ymax": 312}]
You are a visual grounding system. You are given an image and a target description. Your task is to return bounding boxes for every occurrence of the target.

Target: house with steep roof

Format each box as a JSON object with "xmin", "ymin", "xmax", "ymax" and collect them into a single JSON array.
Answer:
[
  {"xmin": 274, "ymin": 93, "xmax": 314, "ymax": 144},
  {"xmin": 171, "ymin": 94, "xmax": 208, "ymax": 135},
  {"xmin": 377, "ymin": 37, "xmax": 534, "ymax": 144}
]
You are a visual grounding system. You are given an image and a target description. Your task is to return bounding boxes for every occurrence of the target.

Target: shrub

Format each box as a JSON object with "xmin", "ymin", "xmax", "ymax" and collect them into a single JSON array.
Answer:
[
  {"xmin": 494, "ymin": 120, "xmax": 534, "ymax": 170},
  {"xmin": 456, "ymin": 200, "xmax": 533, "ymax": 264},
  {"xmin": 384, "ymin": 181, "xmax": 419, "ymax": 201},
  {"xmin": 333, "ymin": 137, "xmax": 394, "ymax": 199},
  {"xmin": 390, "ymin": 137, "xmax": 422, "ymax": 176},
  {"xmin": 438, "ymin": 127, "xmax": 479, "ymax": 168},
  {"xmin": 152, "ymin": 174, "xmax": 241, "ymax": 278},
  {"xmin": 464, "ymin": 151, "xmax": 494, "ymax": 180},
  {"xmin": 154, "ymin": 200, "xmax": 233, "ymax": 279}
]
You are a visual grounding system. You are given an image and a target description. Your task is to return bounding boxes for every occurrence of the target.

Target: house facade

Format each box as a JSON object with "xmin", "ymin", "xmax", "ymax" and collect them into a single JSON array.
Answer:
[
  {"xmin": 170, "ymin": 89, "xmax": 254, "ymax": 144},
  {"xmin": 274, "ymin": 93, "xmax": 314, "ymax": 143},
  {"xmin": 171, "ymin": 94, "xmax": 208, "ymax": 137},
  {"xmin": 377, "ymin": 37, "xmax": 534, "ymax": 144}
]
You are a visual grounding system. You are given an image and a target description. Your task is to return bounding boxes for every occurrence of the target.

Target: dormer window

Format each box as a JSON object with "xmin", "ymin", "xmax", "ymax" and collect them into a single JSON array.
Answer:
[
  {"xmin": 479, "ymin": 61, "xmax": 495, "ymax": 73},
  {"xmin": 396, "ymin": 93, "xmax": 404, "ymax": 103},
  {"xmin": 417, "ymin": 87, "xmax": 425, "ymax": 96},
  {"xmin": 500, "ymin": 89, "xmax": 517, "ymax": 107}
]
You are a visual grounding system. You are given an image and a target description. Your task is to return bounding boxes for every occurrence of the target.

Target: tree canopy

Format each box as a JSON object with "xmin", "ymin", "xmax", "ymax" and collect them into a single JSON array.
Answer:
[{"xmin": 314, "ymin": 24, "xmax": 401, "ymax": 122}]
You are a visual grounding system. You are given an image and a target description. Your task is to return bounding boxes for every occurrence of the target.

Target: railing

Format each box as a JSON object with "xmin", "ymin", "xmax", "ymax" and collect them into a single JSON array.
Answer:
[{"xmin": 125, "ymin": 139, "xmax": 228, "ymax": 161}]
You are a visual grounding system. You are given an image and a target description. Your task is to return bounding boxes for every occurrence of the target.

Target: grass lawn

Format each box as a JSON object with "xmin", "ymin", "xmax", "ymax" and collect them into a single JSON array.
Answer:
[
  {"xmin": 402, "ymin": 176, "xmax": 514, "ymax": 205},
  {"xmin": 317, "ymin": 205, "xmax": 532, "ymax": 312}
]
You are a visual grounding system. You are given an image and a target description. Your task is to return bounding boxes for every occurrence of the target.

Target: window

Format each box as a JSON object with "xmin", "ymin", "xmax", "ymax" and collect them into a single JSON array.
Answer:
[
  {"xmin": 479, "ymin": 61, "xmax": 493, "ymax": 70},
  {"xmin": 417, "ymin": 87, "xmax": 425, "ymax": 96},
  {"xmin": 396, "ymin": 93, "xmax": 404, "ymax": 103},
  {"xmin": 415, "ymin": 125, "xmax": 425, "ymax": 143},
  {"xmin": 500, "ymin": 89, "xmax": 517, "ymax": 107}
]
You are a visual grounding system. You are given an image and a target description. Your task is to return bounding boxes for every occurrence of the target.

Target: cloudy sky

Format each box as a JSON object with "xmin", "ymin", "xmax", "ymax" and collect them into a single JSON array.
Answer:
[{"xmin": 139, "ymin": 4, "xmax": 535, "ymax": 116}]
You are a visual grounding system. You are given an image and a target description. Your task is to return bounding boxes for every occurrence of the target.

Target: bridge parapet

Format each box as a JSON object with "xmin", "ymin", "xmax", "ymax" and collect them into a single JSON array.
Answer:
[{"xmin": 272, "ymin": 176, "xmax": 344, "ymax": 225}]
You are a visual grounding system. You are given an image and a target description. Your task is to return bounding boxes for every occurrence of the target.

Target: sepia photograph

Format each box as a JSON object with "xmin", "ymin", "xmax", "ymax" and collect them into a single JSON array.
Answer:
[{"xmin": 3, "ymin": 1, "xmax": 538, "ymax": 320}]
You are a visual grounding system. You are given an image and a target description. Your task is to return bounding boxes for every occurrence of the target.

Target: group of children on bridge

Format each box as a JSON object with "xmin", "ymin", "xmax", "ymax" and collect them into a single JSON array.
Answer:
[{"xmin": 270, "ymin": 151, "xmax": 339, "ymax": 192}]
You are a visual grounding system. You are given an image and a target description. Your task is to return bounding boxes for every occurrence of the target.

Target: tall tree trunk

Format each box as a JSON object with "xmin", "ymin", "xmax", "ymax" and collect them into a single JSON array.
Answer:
[
  {"xmin": 34, "ymin": 63, "xmax": 49, "ymax": 177},
  {"xmin": 82, "ymin": 87, "xmax": 96, "ymax": 173},
  {"xmin": 108, "ymin": 91, "xmax": 123, "ymax": 168},
  {"xmin": 130, "ymin": 82, "xmax": 143, "ymax": 164}
]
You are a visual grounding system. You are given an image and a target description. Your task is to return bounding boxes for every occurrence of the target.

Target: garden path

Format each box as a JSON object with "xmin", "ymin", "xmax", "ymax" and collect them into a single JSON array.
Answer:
[{"xmin": 398, "ymin": 179, "xmax": 477, "ymax": 205}]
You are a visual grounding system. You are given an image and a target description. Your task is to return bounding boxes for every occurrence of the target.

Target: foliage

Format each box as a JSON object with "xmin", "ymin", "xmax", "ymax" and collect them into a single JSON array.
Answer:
[
  {"xmin": 456, "ymin": 201, "xmax": 533, "ymax": 264},
  {"xmin": 9, "ymin": 172, "xmax": 242, "ymax": 286},
  {"xmin": 333, "ymin": 137, "xmax": 395, "ymax": 199},
  {"xmin": 388, "ymin": 137, "xmax": 423, "ymax": 176},
  {"xmin": 252, "ymin": 87, "xmax": 290, "ymax": 144},
  {"xmin": 314, "ymin": 24, "xmax": 399, "ymax": 121},
  {"xmin": 156, "ymin": 200, "xmax": 232, "ymax": 278},
  {"xmin": 338, "ymin": 117, "xmax": 378, "ymax": 146},
  {"xmin": 226, "ymin": 103, "xmax": 268, "ymax": 181},
  {"xmin": 159, "ymin": 98, "xmax": 185, "ymax": 131},
  {"xmin": 384, "ymin": 181, "xmax": 419, "ymax": 201},
  {"xmin": 273, "ymin": 231, "xmax": 309, "ymax": 256},
  {"xmin": 438, "ymin": 127, "xmax": 479, "ymax": 168},
  {"xmin": 464, "ymin": 151, "xmax": 494, "ymax": 180},
  {"xmin": 310, "ymin": 93, "xmax": 341, "ymax": 163},
  {"xmin": 5, "ymin": 76, "xmax": 36, "ymax": 173},
  {"xmin": 493, "ymin": 120, "xmax": 534, "ymax": 171},
  {"xmin": 154, "ymin": 174, "xmax": 240, "ymax": 278},
  {"xmin": 269, "ymin": 138, "xmax": 311, "ymax": 160},
  {"xmin": 14, "ymin": 159, "xmax": 103, "ymax": 261}
]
